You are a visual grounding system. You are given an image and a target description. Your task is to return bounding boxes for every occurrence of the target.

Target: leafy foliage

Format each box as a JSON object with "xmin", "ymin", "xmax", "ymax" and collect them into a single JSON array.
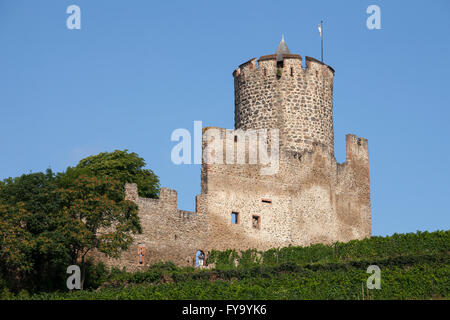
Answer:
[
  {"xmin": 57, "ymin": 175, "xmax": 140, "ymax": 259},
  {"xmin": 206, "ymin": 230, "xmax": 450, "ymax": 269},
  {"xmin": 59, "ymin": 150, "xmax": 160, "ymax": 198},
  {"xmin": 56, "ymin": 175, "xmax": 141, "ymax": 288},
  {"xmin": 3, "ymin": 230, "xmax": 448, "ymax": 300},
  {"xmin": 0, "ymin": 150, "xmax": 153, "ymax": 292},
  {"xmin": 0, "ymin": 170, "xmax": 69, "ymax": 291}
]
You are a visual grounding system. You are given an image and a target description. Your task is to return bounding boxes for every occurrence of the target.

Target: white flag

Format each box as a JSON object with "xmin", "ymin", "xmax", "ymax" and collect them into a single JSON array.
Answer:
[{"xmin": 318, "ymin": 23, "xmax": 322, "ymax": 37}]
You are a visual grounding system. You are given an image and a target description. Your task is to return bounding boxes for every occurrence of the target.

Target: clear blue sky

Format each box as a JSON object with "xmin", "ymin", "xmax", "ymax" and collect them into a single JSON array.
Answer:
[{"xmin": 1, "ymin": 0, "xmax": 449, "ymax": 236}]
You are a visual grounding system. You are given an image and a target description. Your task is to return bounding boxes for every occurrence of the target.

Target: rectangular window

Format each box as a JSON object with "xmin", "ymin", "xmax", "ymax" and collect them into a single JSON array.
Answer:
[
  {"xmin": 252, "ymin": 215, "xmax": 261, "ymax": 229},
  {"xmin": 262, "ymin": 198, "xmax": 272, "ymax": 204},
  {"xmin": 232, "ymin": 212, "xmax": 239, "ymax": 224}
]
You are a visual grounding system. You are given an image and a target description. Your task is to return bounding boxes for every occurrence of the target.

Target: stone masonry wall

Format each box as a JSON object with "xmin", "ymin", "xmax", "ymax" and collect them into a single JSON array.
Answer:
[
  {"xmin": 234, "ymin": 55, "xmax": 335, "ymax": 154},
  {"xmin": 96, "ymin": 184, "xmax": 208, "ymax": 272},
  {"xmin": 201, "ymin": 128, "xmax": 371, "ymax": 253},
  {"xmin": 95, "ymin": 132, "xmax": 370, "ymax": 270},
  {"xmin": 94, "ymin": 51, "xmax": 370, "ymax": 270}
]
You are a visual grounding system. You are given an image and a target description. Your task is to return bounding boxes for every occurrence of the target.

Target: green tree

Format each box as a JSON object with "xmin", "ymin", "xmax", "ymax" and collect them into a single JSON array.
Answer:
[
  {"xmin": 0, "ymin": 170, "xmax": 68, "ymax": 292},
  {"xmin": 0, "ymin": 169, "xmax": 144, "ymax": 291},
  {"xmin": 56, "ymin": 175, "xmax": 141, "ymax": 289},
  {"xmin": 59, "ymin": 150, "xmax": 160, "ymax": 198}
]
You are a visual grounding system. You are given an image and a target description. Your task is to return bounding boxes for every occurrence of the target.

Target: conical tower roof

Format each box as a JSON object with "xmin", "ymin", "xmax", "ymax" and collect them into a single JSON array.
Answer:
[{"xmin": 276, "ymin": 35, "xmax": 290, "ymax": 61}]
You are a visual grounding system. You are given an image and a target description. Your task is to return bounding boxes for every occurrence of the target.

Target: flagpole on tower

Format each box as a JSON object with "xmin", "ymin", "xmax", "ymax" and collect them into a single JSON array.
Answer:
[{"xmin": 319, "ymin": 20, "xmax": 324, "ymax": 62}]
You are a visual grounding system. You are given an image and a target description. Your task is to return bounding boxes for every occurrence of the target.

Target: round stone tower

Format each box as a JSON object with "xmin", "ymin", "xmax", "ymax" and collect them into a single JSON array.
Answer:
[{"xmin": 233, "ymin": 36, "xmax": 336, "ymax": 155}]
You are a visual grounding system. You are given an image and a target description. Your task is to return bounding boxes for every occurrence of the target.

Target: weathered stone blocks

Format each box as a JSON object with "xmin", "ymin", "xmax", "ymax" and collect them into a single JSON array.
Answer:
[{"xmin": 94, "ymin": 48, "xmax": 371, "ymax": 270}]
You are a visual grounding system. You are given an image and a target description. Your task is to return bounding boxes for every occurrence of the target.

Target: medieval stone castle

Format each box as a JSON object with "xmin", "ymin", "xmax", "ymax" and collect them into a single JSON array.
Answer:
[{"xmin": 99, "ymin": 38, "xmax": 371, "ymax": 270}]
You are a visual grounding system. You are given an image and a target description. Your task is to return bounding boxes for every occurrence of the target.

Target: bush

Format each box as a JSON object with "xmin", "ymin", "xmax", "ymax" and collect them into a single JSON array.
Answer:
[{"xmin": 4, "ymin": 230, "xmax": 449, "ymax": 300}]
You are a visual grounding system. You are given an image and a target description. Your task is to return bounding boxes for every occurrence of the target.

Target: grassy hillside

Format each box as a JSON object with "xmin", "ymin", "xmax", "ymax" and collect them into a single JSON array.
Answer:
[{"xmin": 2, "ymin": 230, "xmax": 449, "ymax": 300}]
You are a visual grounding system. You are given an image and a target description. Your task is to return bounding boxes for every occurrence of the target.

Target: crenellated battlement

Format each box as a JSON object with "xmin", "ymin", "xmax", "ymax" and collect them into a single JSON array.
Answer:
[
  {"xmin": 232, "ymin": 53, "xmax": 334, "ymax": 82},
  {"xmin": 232, "ymin": 58, "xmax": 257, "ymax": 77},
  {"xmin": 346, "ymin": 134, "xmax": 369, "ymax": 162},
  {"xmin": 305, "ymin": 56, "xmax": 334, "ymax": 74},
  {"xmin": 125, "ymin": 183, "xmax": 179, "ymax": 215}
]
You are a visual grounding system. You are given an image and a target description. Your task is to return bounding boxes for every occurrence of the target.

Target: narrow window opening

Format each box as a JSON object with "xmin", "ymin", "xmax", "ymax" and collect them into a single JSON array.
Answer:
[
  {"xmin": 290, "ymin": 67, "xmax": 294, "ymax": 76},
  {"xmin": 234, "ymin": 135, "xmax": 238, "ymax": 143},
  {"xmin": 232, "ymin": 212, "xmax": 239, "ymax": 224},
  {"xmin": 276, "ymin": 61, "xmax": 284, "ymax": 78},
  {"xmin": 137, "ymin": 246, "xmax": 145, "ymax": 265},
  {"xmin": 263, "ymin": 68, "xmax": 267, "ymax": 76},
  {"xmin": 262, "ymin": 199, "xmax": 272, "ymax": 204},
  {"xmin": 252, "ymin": 215, "xmax": 261, "ymax": 229}
]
